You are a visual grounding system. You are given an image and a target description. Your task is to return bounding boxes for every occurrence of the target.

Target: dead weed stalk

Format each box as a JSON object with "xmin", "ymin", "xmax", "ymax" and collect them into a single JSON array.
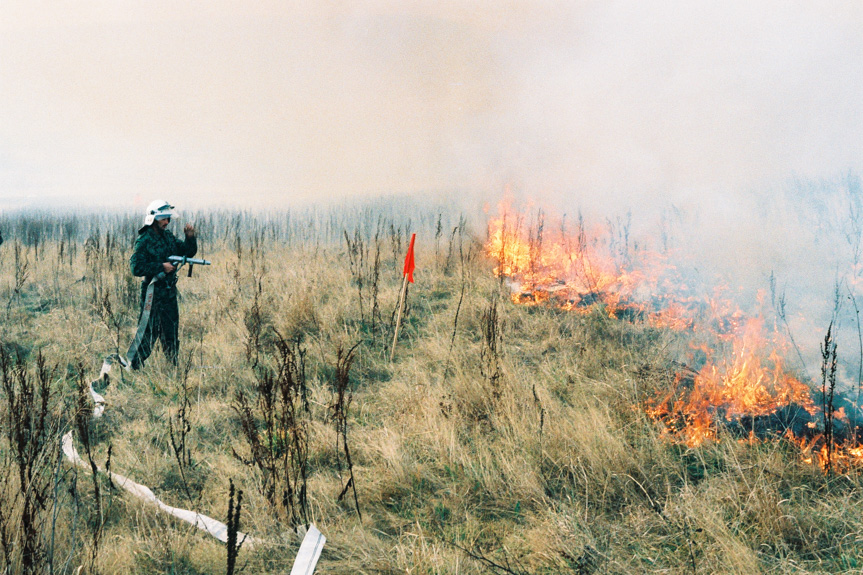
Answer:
[
  {"xmin": 330, "ymin": 341, "xmax": 362, "ymax": 519},
  {"xmin": 233, "ymin": 332, "xmax": 310, "ymax": 527},
  {"xmin": 0, "ymin": 345, "xmax": 62, "ymax": 575}
]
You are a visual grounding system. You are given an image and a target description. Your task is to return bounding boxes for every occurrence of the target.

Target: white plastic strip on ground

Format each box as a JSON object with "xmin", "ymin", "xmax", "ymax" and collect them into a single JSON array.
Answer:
[
  {"xmin": 87, "ymin": 355, "xmax": 117, "ymax": 418},
  {"xmin": 61, "ymin": 431, "xmax": 257, "ymax": 547},
  {"xmin": 290, "ymin": 524, "xmax": 326, "ymax": 575},
  {"xmin": 66, "ymin": 349, "xmax": 327, "ymax": 570}
]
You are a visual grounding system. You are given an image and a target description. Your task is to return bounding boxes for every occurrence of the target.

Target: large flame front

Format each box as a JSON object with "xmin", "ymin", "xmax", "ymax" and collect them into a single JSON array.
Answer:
[
  {"xmin": 486, "ymin": 206, "xmax": 686, "ymax": 320},
  {"xmin": 486, "ymin": 202, "xmax": 863, "ymax": 470}
]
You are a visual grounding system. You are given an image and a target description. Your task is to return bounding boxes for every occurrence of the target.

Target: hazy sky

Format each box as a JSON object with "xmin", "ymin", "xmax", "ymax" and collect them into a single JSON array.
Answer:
[{"xmin": 1, "ymin": 1, "xmax": 861, "ymax": 212}]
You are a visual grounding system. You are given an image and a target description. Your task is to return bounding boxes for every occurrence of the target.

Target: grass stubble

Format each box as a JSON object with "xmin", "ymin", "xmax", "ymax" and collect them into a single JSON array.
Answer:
[{"xmin": 0, "ymin": 210, "xmax": 861, "ymax": 574}]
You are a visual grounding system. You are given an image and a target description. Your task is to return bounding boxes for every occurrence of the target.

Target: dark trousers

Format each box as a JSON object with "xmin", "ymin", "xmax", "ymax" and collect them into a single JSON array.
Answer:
[{"xmin": 131, "ymin": 297, "xmax": 179, "ymax": 369}]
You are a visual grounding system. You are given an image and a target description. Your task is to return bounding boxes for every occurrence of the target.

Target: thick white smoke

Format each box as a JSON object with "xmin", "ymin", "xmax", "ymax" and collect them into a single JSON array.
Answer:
[{"xmin": 0, "ymin": 1, "xmax": 860, "ymax": 212}]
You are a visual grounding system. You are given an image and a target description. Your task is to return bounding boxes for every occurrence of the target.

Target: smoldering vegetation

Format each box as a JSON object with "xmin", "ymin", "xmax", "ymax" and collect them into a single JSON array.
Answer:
[{"xmin": 1, "ymin": 181, "xmax": 863, "ymax": 573}]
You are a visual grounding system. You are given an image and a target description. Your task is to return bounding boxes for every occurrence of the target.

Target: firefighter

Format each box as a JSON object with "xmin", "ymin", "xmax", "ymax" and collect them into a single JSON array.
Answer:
[{"xmin": 129, "ymin": 199, "xmax": 197, "ymax": 369}]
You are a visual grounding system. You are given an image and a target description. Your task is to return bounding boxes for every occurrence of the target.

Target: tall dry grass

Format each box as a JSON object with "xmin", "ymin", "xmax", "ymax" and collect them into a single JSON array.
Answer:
[{"xmin": 0, "ymin": 207, "xmax": 860, "ymax": 574}]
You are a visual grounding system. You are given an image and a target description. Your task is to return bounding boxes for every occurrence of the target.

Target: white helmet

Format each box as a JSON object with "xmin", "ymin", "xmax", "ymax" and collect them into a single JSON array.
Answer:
[{"xmin": 143, "ymin": 199, "xmax": 175, "ymax": 227}]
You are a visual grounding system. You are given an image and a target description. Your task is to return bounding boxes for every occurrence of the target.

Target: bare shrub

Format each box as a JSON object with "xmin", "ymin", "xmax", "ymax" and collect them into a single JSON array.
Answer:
[
  {"xmin": 225, "ymin": 479, "xmax": 244, "ymax": 575},
  {"xmin": 480, "ymin": 294, "xmax": 504, "ymax": 395},
  {"xmin": 243, "ymin": 271, "xmax": 269, "ymax": 368},
  {"xmin": 330, "ymin": 341, "xmax": 362, "ymax": 519},
  {"xmin": 6, "ymin": 241, "xmax": 30, "ymax": 312},
  {"xmin": 169, "ymin": 354, "xmax": 195, "ymax": 503},
  {"xmin": 233, "ymin": 332, "xmax": 310, "ymax": 526},
  {"xmin": 820, "ymin": 322, "xmax": 838, "ymax": 474},
  {"xmin": 344, "ymin": 229, "xmax": 366, "ymax": 323},
  {"xmin": 0, "ymin": 345, "xmax": 62, "ymax": 574}
]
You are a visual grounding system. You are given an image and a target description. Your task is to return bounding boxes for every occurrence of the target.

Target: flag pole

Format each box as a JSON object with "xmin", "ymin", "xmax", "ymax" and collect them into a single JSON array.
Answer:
[
  {"xmin": 391, "ymin": 233, "xmax": 416, "ymax": 362},
  {"xmin": 390, "ymin": 274, "xmax": 409, "ymax": 362}
]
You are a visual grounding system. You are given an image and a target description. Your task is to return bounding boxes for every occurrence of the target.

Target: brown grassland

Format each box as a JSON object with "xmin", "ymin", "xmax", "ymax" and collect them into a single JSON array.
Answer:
[{"xmin": 0, "ymin": 207, "xmax": 862, "ymax": 574}]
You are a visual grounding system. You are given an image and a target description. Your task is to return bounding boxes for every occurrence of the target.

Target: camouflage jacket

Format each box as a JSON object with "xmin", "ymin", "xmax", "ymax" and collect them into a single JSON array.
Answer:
[{"xmin": 130, "ymin": 226, "xmax": 197, "ymax": 301}]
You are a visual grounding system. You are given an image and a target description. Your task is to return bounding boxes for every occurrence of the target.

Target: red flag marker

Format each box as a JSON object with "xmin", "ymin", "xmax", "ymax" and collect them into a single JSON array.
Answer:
[
  {"xmin": 403, "ymin": 233, "xmax": 416, "ymax": 283},
  {"xmin": 391, "ymin": 233, "xmax": 416, "ymax": 361}
]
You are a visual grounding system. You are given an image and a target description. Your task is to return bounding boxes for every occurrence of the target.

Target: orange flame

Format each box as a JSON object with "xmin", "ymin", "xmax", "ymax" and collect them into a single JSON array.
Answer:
[
  {"xmin": 649, "ymin": 316, "xmax": 816, "ymax": 447},
  {"xmin": 486, "ymin": 202, "xmax": 685, "ymax": 320},
  {"xmin": 486, "ymin": 202, "xmax": 863, "ymax": 470}
]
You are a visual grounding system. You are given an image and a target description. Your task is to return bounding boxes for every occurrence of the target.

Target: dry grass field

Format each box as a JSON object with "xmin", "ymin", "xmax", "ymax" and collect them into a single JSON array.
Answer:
[{"xmin": 1, "ymin": 204, "xmax": 862, "ymax": 574}]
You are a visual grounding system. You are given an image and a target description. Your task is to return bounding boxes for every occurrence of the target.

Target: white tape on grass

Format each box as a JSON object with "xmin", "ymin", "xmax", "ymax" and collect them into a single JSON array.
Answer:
[
  {"xmin": 290, "ymin": 525, "xmax": 326, "ymax": 575},
  {"xmin": 87, "ymin": 355, "xmax": 117, "ymax": 418},
  {"xmin": 69, "ymin": 352, "xmax": 327, "ymax": 570},
  {"xmin": 62, "ymin": 431, "xmax": 258, "ymax": 548}
]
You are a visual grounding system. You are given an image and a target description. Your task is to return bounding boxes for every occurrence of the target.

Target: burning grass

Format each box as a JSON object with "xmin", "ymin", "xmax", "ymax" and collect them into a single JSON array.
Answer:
[
  {"xmin": 648, "ymin": 316, "xmax": 816, "ymax": 446},
  {"xmin": 486, "ymin": 202, "xmax": 863, "ymax": 473}
]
